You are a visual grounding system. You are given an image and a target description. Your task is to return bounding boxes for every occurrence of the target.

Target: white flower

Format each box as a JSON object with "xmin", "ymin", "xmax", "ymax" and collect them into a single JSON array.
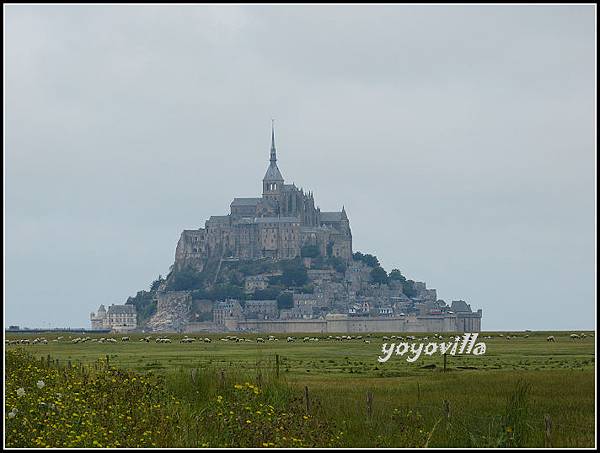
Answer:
[
  {"xmin": 36, "ymin": 380, "xmax": 45, "ymax": 389},
  {"xmin": 16, "ymin": 387, "xmax": 25, "ymax": 397},
  {"xmin": 8, "ymin": 411, "xmax": 16, "ymax": 419}
]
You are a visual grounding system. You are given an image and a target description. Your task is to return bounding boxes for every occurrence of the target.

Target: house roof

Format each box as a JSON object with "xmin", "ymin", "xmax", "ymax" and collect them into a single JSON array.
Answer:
[{"xmin": 231, "ymin": 198, "xmax": 262, "ymax": 207}]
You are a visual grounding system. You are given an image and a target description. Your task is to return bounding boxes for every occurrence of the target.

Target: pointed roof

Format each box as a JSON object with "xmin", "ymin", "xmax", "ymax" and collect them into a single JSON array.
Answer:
[{"xmin": 263, "ymin": 121, "xmax": 284, "ymax": 182}]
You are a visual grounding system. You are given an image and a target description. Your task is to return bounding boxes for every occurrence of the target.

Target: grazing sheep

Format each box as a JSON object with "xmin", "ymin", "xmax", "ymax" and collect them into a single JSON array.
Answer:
[
  {"xmin": 286, "ymin": 336, "xmax": 295, "ymax": 343},
  {"xmin": 547, "ymin": 336, "xmax": 556, "ymax": 342},
  {"xmin": 570, "ymin": 334, "xmax": 580, "ymax": 340},
  {"xmin": 204, "ymin": 338, "xmax": 212, "ymax": 343},
  {"xmin": 364, "ymin": 339, "xmax": 371, "ymax": 344},
  {"xmin": 121, "ymin": 337, "xmax": 130, "ymax": 342},
  {"xmin": 256, "ymin": 338, "xmax": 265, "ymax": 343}
]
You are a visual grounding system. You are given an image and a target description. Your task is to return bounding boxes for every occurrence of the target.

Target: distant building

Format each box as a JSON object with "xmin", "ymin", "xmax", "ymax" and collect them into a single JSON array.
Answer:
[
  {"xmin": 90, "ymin": 304, "xmax": 137, "ymax": 332},
  {"xmin": 244, "ymin": 300, "xmax": 278, "ymax": 319},
  {"xmin": 173, "ymin": 125, "xmax": 352, "ymax": 271}
]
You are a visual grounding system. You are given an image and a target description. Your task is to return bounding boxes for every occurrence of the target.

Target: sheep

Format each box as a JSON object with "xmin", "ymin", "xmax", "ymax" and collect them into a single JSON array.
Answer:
[
  {"xmin": 303, "ymin": 337, "xmax": 310, "ymax": 342},
  {"xmin": 286, "ymin": 336, "xmax": 295, "ymax": 343},
  {"xmin": 364, "ymin": 339, "xmax": 371, "ymax": 344},
  {"xmin": 204, "ymin": 338, "xmax": 212, "ymax": 343},
  {"xmin": 547, "ymin": 336, "xmax": 556, "ymax": 342},
  {"xmin": 256, "ymin": 338, "xmax": 265, "ymax": 343},
  {"xmin": 570, "ymin": 334, "xmax": 580, "ymax": 340},
  {"xmin": 121, "ymin": 336, "xmax": 130, "ymax": 342}
]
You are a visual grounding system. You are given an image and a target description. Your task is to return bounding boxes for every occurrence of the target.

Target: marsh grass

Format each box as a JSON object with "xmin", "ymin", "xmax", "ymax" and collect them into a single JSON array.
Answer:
[{"xmin": 5, "ymin": 331, "xmax": 596, "ymax": 448}]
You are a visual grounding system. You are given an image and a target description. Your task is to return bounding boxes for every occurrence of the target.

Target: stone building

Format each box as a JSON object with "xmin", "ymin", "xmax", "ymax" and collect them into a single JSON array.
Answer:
[
  {"xmin": 213, "ymin": 299, "xmax": 243, "ymax": 329},
  {"xmin": 90, "ymin": 304, "xmax": 137, "ymax": 332},
  {"xmin": 243, "ymin": 300, "xmax": 278, "ymax": 320},
  {"xmin": 173, "ymin": 125, "xmax": 353, "ymax": 271}
]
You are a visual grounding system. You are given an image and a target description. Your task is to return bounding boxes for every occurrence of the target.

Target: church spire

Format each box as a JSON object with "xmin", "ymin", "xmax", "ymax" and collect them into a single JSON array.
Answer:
[{"xmin": 270, "ymin": 119, "xmax": 277, "ymax": 163}]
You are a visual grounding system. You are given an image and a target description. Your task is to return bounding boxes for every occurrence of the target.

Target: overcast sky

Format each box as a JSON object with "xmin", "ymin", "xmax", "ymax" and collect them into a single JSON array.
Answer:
[{"xmin": 5, "ymin": 5, "xmax": 596, "ymax": 330}]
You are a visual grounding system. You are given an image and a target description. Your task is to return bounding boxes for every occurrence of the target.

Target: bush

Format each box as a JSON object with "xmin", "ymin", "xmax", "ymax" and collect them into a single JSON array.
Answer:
[
  {"xmin": 126, "ymin": 291, "xmax": 156, "ymax": 325},
  {"xmin": 388, "ymin": 269, "xmax": 406, "ymax": 283},
  {"xmin": 281, "ymin": 259, "xmax": 308, "ymax": 287},
  {"xmin": 352, "ymin": 252, "xmax": 380, "ymax": 268},
  {"xmin": 166, "ymin": 267, "xmax": 205, "ymax": 292},
  {"xmin": 5, "ymin": 350, "xmax": 177, "ymax": 448},
  {"xmin": 277, "ymin": 292, "xmax": 294, "ymax": 310},
  {"xmin": 403, "ymin": 280, "xmax": 417, "ymax": 298},
  {"xmin": 198, "ymin": 382, "xmax": 342, "ymax": 447},
  {"xmin": 370, "ymin": 266, "xmax": 389, "ymax": 285}
]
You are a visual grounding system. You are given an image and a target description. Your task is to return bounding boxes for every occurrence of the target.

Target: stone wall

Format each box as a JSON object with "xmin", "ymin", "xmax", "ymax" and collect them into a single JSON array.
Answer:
[
  {"xmin": 146, "ymin": 291, "xmax": 192, "ymax": 332},
  {"xmin": 238, "ymin": 313, "xmax": 481, "ymax": 334}
]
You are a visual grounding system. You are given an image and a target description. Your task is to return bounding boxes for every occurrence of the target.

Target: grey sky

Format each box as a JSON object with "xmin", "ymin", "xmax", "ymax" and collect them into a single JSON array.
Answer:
[{"xmin": 5, "ymin": 5, "xmax": 596, "ymax": 330}]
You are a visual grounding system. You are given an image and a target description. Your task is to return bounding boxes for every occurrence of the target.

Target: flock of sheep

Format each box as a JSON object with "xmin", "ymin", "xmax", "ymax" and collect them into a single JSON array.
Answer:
[{"xmin": 5, "ymin": 332, "xmax": 592, "ymax": 347}]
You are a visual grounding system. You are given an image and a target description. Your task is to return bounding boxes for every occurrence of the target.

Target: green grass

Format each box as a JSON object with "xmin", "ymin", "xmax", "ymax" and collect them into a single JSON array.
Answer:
[{"xmin": 5, "ymin": 330, "xmax": 595, "ymax": 447}]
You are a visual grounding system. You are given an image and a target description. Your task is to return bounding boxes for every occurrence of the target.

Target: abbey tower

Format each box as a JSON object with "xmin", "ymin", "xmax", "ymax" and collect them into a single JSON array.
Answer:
[{"xmin": 174, "ymin": 125, "xmax": 353, "ymax": 271}]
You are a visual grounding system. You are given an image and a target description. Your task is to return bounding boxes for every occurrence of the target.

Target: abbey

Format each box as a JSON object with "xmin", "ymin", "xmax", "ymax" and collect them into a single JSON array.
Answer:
[{"xmin": 174, "ymin": 126, "xmax": 352, "ymax": 270}]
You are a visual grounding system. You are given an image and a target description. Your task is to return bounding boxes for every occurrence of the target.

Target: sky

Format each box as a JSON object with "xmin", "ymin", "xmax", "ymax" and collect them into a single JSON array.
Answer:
[{"xmin": 4, "ymin": 4, "xmax": 596, "ymax": 330}]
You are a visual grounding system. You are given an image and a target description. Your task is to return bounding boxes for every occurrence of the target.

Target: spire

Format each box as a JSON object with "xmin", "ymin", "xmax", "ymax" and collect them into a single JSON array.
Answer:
[
  {"xmin": 263, "ymin": 119, "xmax": 284, "ymax": 184},
  {"xmin": 270, "ymin": 119, "xmax": 277, "ymax": 163}
]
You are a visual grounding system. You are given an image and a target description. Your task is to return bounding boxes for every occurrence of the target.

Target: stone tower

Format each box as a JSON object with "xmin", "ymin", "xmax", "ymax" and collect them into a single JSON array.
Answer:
[{"xmin": 262, "ymin": 122, "xmax": 284, "ymax": 201}]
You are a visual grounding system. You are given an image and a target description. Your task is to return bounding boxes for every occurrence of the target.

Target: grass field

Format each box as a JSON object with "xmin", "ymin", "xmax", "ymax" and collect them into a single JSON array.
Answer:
[{"xmin": 5, "ymin": 330, "xmax": 596, "ymax": 448}]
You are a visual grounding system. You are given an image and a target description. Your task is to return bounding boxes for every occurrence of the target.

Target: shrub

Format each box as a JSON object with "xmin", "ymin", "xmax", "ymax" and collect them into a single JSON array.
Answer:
[
  {"xmin": 198, "ymin": 382, "xmax": 342, "ymax": 447},
  {"xmin": 5, "ymin": 350, "xmax": 177, "ymax": 448}
]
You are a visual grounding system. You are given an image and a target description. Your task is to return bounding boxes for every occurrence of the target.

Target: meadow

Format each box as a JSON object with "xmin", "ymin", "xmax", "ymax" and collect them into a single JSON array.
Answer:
[{"xmin": 4, "ymin": 330, "xmax": 596, "ymax": 448}]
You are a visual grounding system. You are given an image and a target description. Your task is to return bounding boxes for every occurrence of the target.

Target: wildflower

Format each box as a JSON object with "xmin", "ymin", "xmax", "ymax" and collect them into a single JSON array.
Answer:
[
  {"xmin": 8, "ymin": 411, "xmax": 16, "ymax": 419},
  {"xmin": 36, "ymin": 380, "xmax": 45, "ymax": 389},
  {"xmin": 16, "ymin": 388, "xmax": 25, "ymax": 397}
]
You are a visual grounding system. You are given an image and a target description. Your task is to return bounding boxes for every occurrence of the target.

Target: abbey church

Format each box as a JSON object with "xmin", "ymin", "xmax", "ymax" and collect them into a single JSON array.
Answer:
[{"xmin": 174, "ymin": 126, "xmax": 353, "ymax": 270}]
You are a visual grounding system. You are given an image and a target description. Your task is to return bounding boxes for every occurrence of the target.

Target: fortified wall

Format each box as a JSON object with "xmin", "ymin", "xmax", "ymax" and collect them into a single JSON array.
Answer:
[{"xmin": 237, "ymin": 312, "xmax": 482, "ymax": 334}]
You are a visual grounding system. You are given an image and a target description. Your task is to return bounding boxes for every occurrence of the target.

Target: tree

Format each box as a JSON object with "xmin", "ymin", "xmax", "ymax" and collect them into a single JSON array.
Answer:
[
  {"xmin": 301, "ymin": 244, "xmax": 320, "ymax": 258},
  {"xmin": 403, "ymin": 279, "xmax": 418, "ymax": 298},
  {"xmin": 328, "ymin": 256, "xmax": 348, "ymax": 273},
  {"xmin": 277, "ymin": 291, "xmax": 294, "ymax": 310},
  {"xmin": 150, "ymin": 275, "xmax": 165, "ymax": 291},
  {"xmin": 370, "ymin": 266, "xmax": 389, "ymax": 285},
  {"xmin": 352, "ymin": 251, "xmax": 380, "ymax": 268},
  {"xmin": 251, "ymin": 287, "xmax": 281, "ymax": 300},
  {"xmin": 281, "ymin": 259, "xmax": 308, "ymax": 286},
  {"xmin": 388, "ymin": 269, "xmax": 406, "ymax": 283},
  {"xmin": 166, "ymin": 267, "xmax": 205, "ymax": 291}
]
